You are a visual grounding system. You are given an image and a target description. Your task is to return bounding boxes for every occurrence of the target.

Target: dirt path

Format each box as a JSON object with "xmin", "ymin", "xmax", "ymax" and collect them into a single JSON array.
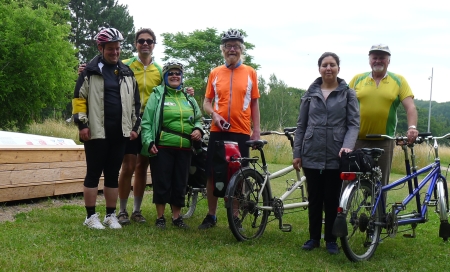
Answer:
[
  {"xmin": 0, "ymin": 195, "xmax": 89, "ymax": 223},
  {"xmin": 0, "ymin": 191, "xmax": 155, "ymax": 223}
]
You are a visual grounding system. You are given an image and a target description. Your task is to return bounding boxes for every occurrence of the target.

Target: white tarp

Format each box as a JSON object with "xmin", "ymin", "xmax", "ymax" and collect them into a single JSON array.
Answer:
[{"xmin": 0, "ymin": 131, "xmax": 77, "ymax": 145}]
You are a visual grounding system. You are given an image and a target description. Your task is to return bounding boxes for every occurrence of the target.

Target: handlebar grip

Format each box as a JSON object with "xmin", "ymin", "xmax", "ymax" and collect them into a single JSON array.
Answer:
[
  {"xmin": 418, "ymin": 132, "xmax": 432, "ymax": 138},
  {"xmin": 366, "ymin": 134, "xmax": 382, "ymax": 139},
  {"xmin": 284, "ymin": 127, "xmax": 296, "ymax": 133}
]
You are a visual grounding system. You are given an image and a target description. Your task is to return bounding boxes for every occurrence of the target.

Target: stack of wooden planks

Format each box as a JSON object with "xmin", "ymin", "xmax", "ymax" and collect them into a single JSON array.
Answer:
[{"xmin": 0, "ymin": 146, "xmax": 151, "ymax": 202}]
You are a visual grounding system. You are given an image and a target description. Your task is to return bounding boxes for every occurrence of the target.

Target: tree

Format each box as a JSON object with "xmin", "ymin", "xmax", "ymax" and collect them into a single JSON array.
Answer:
[
  {"xmin": 69, "ymin": 0, "xmax": 135, "ymax": 63},
  {"xmin": 0, "ymin": 0, "xmax": 78, "ymax": 130},
  {"xmin": 161, "ymin": 28, "xmax": 260, "ymax": 108},
  {"xmin": 259, "ymin": 74, "xmax": 304, "ymax": 130}
]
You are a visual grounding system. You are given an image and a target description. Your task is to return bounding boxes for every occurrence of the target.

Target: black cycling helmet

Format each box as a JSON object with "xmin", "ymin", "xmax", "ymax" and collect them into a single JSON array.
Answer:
[
  {"xmin": 221, "ymin": 29, "xmax": 244, "ymax": 43},
  {"xmin": 95, "ymin": 28, "xmax": 124, "ymax": 45}
]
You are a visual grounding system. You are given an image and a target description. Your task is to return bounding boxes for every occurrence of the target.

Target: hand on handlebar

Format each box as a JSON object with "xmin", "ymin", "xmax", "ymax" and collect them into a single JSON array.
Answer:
[
  {"xmin": 339, "ymin": 148, "xmax": 352, "ymax": 157},
  {"xmin": 293, "ymin": 158, "xmax": 302, "ymax": 171},
  {"xmin": 406, "ymin": 128, "xmax": 419, "ymax": 144}
]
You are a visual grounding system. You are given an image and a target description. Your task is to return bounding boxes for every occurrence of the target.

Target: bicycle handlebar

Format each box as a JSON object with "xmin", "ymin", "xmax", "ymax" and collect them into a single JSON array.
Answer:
[
  {"xmin": 366, "ymin": 133, "xmax": 449, "ymax": 144},
  {"xmin": 261, "ymin": 128, "xmax": 296, "ymax": 148},
  {"xmin": 261, "ymin": 127, "xmax": 296, "ymax": 136},
  {"xmin": 431, "ymin": 133, "xmax": 450, "ymax": 140},
  {"xmin": 261, "ymin": 131, "xmax": 287, "ymax": 136}
]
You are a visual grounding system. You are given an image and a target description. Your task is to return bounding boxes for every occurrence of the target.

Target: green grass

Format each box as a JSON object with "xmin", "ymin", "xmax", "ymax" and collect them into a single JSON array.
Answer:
[
  {"xmin": 1, "ymin": 165, "xmax": 449, "ymax": 271},
  {"xmin": 25, "ymin": 119, "xmax": 81, "ymax": 144},
  {"xmin": 2, "ymin": 120, "xmax": 448, "ymax": 270}
]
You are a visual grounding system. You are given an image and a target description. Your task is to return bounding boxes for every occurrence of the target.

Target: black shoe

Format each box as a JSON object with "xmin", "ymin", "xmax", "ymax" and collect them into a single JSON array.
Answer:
[
  {"xmin": 326, "ymin": 242, "xmax": 340, "ymax": 254},
  {"xmin": 155, "ymin": 216, "xmax": 166, "ymax": 229},
  {"xmin": 198, "ymin": 214, "xmax": 217, "ymax": 229},
  {"xmin": 172, "ymin": 216, "xmax": 189, "ymax": 229},
  {"xmin": 302, "ymin": 239, "xmax": 320, "ymax": 251}
]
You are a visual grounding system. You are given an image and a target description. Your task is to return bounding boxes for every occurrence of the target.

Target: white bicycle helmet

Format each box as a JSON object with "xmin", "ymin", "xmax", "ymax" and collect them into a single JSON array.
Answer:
[
  {"xmin": 95, "ymin": 28, "xmax": 124, "ymax": 45},
  {"xmin": 221, "ymin": 29, "xmax": 244, "ymax": 43},
  {"xmin": 163, "ymin": 61, "xmax": 184, "ymax": 74}
]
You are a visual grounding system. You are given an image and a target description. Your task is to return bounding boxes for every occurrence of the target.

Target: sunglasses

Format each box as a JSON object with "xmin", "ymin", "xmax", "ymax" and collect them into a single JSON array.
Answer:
[
  {"xmin": 137, "ymin": 39, "xmax": 155, "ymax": 45},
  {"xmin": 224, "ymin": 44, "xmax": 241, "ymax": 50},
  {"xmin": 168, "ymin": 71, "xmax": 182, "ymax": 76}
]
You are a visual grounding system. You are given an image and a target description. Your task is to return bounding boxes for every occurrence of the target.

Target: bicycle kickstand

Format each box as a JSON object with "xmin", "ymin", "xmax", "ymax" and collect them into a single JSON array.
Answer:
[
  {"xmin": 279, "ymin": 219, "xmax": 292, "ymax": 232},
  {"xmin": 403, "ymin": 223, "xmax": 417, "ymax": 238}
]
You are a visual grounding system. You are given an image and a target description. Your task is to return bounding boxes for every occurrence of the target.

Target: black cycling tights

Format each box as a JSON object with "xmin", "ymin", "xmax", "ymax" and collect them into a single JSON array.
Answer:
[{"xmin": 83, "ymin": 138, "xmax": 127, "ymax": 188}]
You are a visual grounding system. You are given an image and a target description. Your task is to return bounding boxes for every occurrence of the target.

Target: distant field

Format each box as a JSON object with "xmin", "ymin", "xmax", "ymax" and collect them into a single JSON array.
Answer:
[{"xmin": 25, "ymin": 119, "xmax": 450, "ymax": 175}]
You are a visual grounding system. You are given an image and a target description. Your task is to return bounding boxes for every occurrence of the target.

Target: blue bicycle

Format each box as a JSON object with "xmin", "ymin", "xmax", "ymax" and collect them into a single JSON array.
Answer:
[{"xmin": 333, "ymin": 133, "xmax": 450, "ymax": 262}]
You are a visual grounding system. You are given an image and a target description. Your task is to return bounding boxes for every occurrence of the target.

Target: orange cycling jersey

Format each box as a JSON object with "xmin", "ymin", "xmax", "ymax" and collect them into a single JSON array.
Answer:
[{"xmin": 205, "ymin": 63, "xmax": 260, "ymax": 135}]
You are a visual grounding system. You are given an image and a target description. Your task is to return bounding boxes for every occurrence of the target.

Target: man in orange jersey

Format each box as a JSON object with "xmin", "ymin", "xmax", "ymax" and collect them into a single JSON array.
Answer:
[{"xmin": 199, "ymin": 29, "xmax": 261, "ymax": 229}]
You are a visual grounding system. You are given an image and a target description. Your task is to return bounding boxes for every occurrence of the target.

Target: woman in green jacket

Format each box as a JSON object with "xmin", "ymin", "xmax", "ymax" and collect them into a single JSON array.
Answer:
[{"xmin": 141, "ymin": 62, "xmax": 203, "ymax": 229}]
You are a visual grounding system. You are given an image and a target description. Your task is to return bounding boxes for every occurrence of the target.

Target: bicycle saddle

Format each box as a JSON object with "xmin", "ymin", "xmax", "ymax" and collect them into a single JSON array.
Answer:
[
  {"xmin": 361, "ymin": 148, "xmax": 384, "ymax": 159},
  {"xmin": 245, "ymin": 140, "xmax": 268, "ymax": 149}
]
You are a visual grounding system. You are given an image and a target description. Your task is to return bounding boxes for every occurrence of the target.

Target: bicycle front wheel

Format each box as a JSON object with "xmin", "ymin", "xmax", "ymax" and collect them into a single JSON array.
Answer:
[
  {"xmin": 436, "ymin": 177, "xmax": 450, "ymax": 242},
  {"xmin": 182, "ymin": 187, "xmax": 206, "ymax": 219},
  {"xmin": 226, "ymin": 168, "xmax": 270, "ymax": 241},
  {"xmin": 436, "ymin": 178, "xmax": 449, "ymax": 221},
  {"xmin": 341, "ymin": 179, "xmax": 381, "ymax": 262}
]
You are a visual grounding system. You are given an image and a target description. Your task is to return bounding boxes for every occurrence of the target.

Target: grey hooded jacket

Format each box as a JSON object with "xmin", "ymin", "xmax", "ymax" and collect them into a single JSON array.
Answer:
[{"xmin": 293, "ymin": 77, "xmax": 360, "ymax": 170}]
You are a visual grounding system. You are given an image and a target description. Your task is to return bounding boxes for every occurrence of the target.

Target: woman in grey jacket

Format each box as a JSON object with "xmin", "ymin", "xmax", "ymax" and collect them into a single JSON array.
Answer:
[{"xmin": 293, "ymin": 52, "xmax": 360, "ymax": 254}]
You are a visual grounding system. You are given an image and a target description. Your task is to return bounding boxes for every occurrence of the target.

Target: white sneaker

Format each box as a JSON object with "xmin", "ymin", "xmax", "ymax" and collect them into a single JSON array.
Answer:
[
  {"xmin": 83, "ymin": 213, "xmax": 105, "ymax": 229},
  {"xmin": 103, "ymin": 213, "xmax": 122, "ymax": 229}
]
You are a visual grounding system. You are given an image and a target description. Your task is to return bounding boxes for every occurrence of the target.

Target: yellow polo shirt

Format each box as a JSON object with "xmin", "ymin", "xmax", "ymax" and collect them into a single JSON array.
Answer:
[
  {"xmin": 123, "ymin": 57, "xmax": 162, "ymax": 113},
  {"xmin": 349, "ymin": 71, "xmax": 414, "ymax": 139}
]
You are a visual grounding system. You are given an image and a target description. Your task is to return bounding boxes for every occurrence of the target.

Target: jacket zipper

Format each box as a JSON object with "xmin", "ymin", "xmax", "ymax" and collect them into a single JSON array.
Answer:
[{"xmin": 227, "ymin": 69, "xmax": 233, "ymax": 123}]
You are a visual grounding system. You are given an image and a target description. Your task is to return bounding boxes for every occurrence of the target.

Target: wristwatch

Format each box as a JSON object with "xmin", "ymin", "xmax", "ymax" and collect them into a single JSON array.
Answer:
[{"xmin": 408, "ymin": 125, "xmax": 417, "ymax": 130}]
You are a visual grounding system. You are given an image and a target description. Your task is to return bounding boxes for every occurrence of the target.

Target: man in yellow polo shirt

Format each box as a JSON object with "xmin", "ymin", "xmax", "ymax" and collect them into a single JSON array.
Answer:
[{"xmin": 349, "ymin": 44, "xmax": 419, "ymax": 186}]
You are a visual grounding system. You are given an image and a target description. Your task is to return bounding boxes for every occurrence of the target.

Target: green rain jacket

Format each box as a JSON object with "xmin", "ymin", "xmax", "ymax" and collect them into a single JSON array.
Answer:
[{"xmin": 141, "ymin": 84, "xmax": 203, "ymax": 157}]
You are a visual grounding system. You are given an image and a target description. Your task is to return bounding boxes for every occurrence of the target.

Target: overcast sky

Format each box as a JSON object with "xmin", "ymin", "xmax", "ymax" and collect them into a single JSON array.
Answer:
[{"xmin": 119, "ymin": 0, "xmax": 449, "ymax": 103}]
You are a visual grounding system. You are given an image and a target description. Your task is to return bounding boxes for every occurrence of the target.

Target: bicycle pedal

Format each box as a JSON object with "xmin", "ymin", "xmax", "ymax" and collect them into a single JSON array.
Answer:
[
  {"xmin": 393, "ymin": 203, "xmax": 406, "ymax": 211},
  {"xmin": 281, "ymin": 224, "xmax": 292, "ymax": 232}
]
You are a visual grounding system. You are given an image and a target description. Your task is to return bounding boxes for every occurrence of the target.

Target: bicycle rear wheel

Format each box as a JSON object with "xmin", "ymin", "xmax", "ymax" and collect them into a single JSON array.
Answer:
[
  {"xmin": 341, "ymin": 179, "xmax": 381, "ymax": 262},
  {"xmin": 226, "ymin": 168, "xmax": 270, "ymax": 241}
]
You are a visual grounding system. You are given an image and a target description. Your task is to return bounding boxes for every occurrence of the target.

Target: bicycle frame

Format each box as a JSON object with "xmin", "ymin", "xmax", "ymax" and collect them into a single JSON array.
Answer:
[
  {"xmin": 224, "ymin": 128, "xmax": 309, "ymax": 239},
  {"xmin": 373, "ymin": 160, "xmax": 443, "ymax": 225},
  {"xmin": 257, "ymin": 165, "xmax": 308, "ymax": 211},
  {"xmin": 372, "ymin": 135, "xmax": 447, "ymax": 226},
  {"xmin": 335, "ymin": 133, "xmax": 450, "ymax": 262}
]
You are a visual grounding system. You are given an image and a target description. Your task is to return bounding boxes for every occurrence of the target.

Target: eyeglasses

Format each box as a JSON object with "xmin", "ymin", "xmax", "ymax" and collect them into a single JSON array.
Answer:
[
  {"xmin": 168, "ymin": 71, "xmax": 182, "ymax": 76},
  {"xmin": 137, "ymin": 39, "xmax": 155, "ymax": 45},
  {"xmin": 224, "ymin": 44, "xmax": 241, "ymax": 50}
]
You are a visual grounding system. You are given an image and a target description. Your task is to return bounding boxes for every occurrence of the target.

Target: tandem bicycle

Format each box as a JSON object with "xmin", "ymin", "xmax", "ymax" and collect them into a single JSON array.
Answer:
[
  {"xmin": 224, "ymin": 127, "xmax": 309, "ymax": 241},
  {"xmin": 333, "ymin": 133, "xmax": 450, "ymax": 262}
]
